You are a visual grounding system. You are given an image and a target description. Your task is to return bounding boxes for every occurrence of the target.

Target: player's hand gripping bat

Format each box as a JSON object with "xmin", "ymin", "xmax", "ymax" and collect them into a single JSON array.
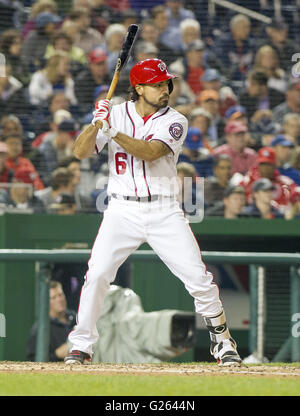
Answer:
[{"xmin": 95, "ymin": 24, "xmax": 139, "ymax": 130}]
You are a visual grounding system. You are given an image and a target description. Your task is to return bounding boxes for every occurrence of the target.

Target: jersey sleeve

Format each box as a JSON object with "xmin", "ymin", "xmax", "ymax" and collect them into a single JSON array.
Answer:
[{"xmin": 148, "ymin": 114, "xmax": 188, "ymax": 155}]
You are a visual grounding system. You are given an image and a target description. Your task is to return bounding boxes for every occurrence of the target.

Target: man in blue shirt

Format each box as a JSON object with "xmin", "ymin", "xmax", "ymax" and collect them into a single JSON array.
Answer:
[
  {"xmin": 165, "ymin": 0, "xmax": 196, "ymax": 28},
  {"xmin": 271, "ymin": 135, "xmax": 300, "ymax": 185},
  {"xmin": 242, "ymin": 178, "xmax": 283, "ymax": 219},
  {"xmin": 178, "ymin": 127, "xmax": 213, "ymax": 178}
]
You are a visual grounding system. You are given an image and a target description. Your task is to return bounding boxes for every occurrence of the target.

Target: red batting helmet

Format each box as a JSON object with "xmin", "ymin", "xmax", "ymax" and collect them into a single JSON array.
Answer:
[{"xmin": 129, "ymin": 59, "xmax": 176, "ymax": 93}]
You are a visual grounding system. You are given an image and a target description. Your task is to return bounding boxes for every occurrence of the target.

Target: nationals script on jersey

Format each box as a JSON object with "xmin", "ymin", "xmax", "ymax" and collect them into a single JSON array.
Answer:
[{"xmin": 95, "ymin": 100, "xmax": 188, "ymax": 197}]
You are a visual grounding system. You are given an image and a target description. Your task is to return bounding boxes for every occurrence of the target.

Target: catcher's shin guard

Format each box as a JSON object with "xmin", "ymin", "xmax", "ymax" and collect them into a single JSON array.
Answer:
[{"xmin": 204, "ymin": 310, "xmax": 242, "ymax": 366}]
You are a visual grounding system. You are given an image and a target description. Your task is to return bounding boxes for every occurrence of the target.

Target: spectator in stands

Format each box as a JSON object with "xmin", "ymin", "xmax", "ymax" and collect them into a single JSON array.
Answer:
[
  {"xmin": 285, "ymin": 186, "xmax": 300, "ymax": 220},
  {"xmin": 272, "ymin": 79, "xmax": 300, "ymax": 125},
  {"xmin": 201, "ymin": 69, "xmax": 222, "ymax": 93},
  {"xmin": 21, "ymin": 11, "xmax": 62, "ymax": 70},
  {"xmin": 183, "ymin": 39, "xmax": 206, "ymax": 96},
  {"xmin": 27, "ymin": 281, "xmax": 76, "ymax": 362},
  {"xmin": 224, "ymin": 105, "xmax": 255, "ymax": 149},
  {"xmin": 134, "ymin": 41, "xmax": 158, "ymax": 63},
  {"xmin": 179, "ymin": 18, "xmax": 201, "ymax": 50},
  {"xmin": 0, "ymin": 0, "xmax": 25, "ymax": 32},
  {"xmin": 44, "ymin": 30, "xmax": 87, "ymax": 75},
  {"xmin": 213, "ymin": 121, "xmax": 257, "ymax": 175},
  {"xmin": 0, "ymin": 114, "xmax": 45, "ymax": 178},
  {"xmin": 197, "ymin": 89, "xmax": 224, "ymax": 147},
  {"xmin": 59, "ymin": 155, "xmax": 81, "ymax": 188},
  {"xmin": 0, "ymin": 63, "xmax": 29, "ymax": 117},
  {"xmin": 58, "ymin": 155, "xmax": 94, "ymax": 211},
  {"xmin": 261, "ymin": 19, "xmax": 297, "ymax": 71},
  {"xmin": 270, "ymin": 135, "xmax": 300, "ymax": 185},
  {"xmin": 214, "ymin": 14, "xmax": 255, "ymax": 82},
  {"xmin": 240, "ymin": 146, "xmax": 297, "ymax": 213},
  {"xmin": 0, "ymin": 141, "xmax": 12, "ymax": 184},
  {"xmin": 105, "ymin": 0, "xmax": 129, "ymax": 12},
  {"xmin": 253, "ymin": 45, "xmax": 287, "ymax": 94},
  {"xmin": 282, "ymin": 113, "xmax": 300, "ymax": 146},
  {"xmin": 204, "ymin": 154, "xmax": 232, "ymax": 208},
  {"xmin": 217, "ymin": 85, "xmax": 239, "ymax": 119},
  {"xmin": 250, "ymin": 108, "xmax": 280, "ymax": 148},
  {"xmin": 2, "ymin": 134, "xmax": 44, "ymax": 191},
  {"xmin": 119, "ymin": 8, "xmax": 138, "ymax": 31},
  {"xmin": 22, "ymin": 0, "xmax": 58, "ymax": 40},
  {"xmin": 178, "ymin": 127, "xmax": 213, "ymax": 178},
  {"xmin": 68, "ymin": 6, "xmax": 104, "ymax": 54},
  {"xmin": 165, "ymin": 1, "xmax": 196, "ymax": 29},
  {"xmin": 34, "ymin": 167, "xmax": 75, "ymax": 211},
  {"xmin": 103, "ymin": 24, "xmax": 127, "ymax": 73},
  {"xmin": 0, "ymin": 114, "xmax": 23, "ymax": 139},
  {"xmin": 74, "ymin": 47, "xmax": 110, "ymax": 113},
  {"xmin": 187, "ymin": 107, "xmax": 212, "ymax": 147},
  {"xmin": 32, "ymin": 109, "xmax": 73, "ymax": 149},
  {"xmin": 28, "ymin": 51, "xmax": 77, "ymax": 107},
  {"xmin": 243, "ymin": 178, "xmax": 282, "ymax": 219},
  {"xmin": 205, "ymin": 185, "xmax": 246, "ymax": 218},
  {"xmin": 239, "ymin": 69, "xmax": 285, "ymax": 119},
  {"xmin": 90, "ymin": 0, "xmax": 117, "ymax": 35},
  {"xmin": 139, "ymin": 19, "xmax": 179, "ymax": 66},
  {"xmin": 3, "ymin": 168, "xmax": 45, "ymax": 213},
  {"xmin": 38, "ymin": 119, "xmax": 78, "ymax": 186},
  {"xmin": 291, "ymin": 146, "xmax": 300, "ymax": 172},
  {"xmin": 151, "ymin": 5, "xmax": 183, "ymax": 52},
  {"xmin": 32, "ymin": 91, "xmax": 73, "ymax": 136},
  {"xmin": 49, "ymin": 192, "xmax": 77, "ymax": 214},
  {"xmin": 0, "ymin": 29, "xmax": 31, "ymax": 86},
  {"xmin": 224, "ymin": 105, "xmax": 249, "ymax": 134}
]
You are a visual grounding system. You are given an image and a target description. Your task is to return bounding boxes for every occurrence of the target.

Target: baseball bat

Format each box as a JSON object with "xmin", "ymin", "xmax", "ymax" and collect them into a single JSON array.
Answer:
[{"xmin": 96, "ymin": 24, "xmax": 139, "ymax": 129}]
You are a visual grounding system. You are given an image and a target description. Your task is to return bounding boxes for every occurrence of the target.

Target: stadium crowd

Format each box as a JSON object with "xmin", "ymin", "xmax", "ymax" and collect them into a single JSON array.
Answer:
[{"xmin": 1, "ymin": 0, "xmax": 300, "ymax": 220}]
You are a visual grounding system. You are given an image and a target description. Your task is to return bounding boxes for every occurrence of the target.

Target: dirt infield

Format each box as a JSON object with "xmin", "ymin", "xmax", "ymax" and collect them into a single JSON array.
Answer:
[{"xmin": 1, "ymin": 361, "xmax": 300, "ymax": 377}]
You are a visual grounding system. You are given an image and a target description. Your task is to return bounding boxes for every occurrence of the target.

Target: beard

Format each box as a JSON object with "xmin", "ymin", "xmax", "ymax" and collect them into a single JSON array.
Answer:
[{"xmin": 142, "ymin": 93, "xmax": 169, "ymax": 109}]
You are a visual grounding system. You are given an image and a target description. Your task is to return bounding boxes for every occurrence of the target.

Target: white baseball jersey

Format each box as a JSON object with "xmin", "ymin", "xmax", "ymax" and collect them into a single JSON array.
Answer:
[
  {"xmin": 95, "ymin": 101, "xmax": 188, "ymax": 197},
  {"xmin": 68, "ymin": 100, "xmax": 226, "ymax": 357}
]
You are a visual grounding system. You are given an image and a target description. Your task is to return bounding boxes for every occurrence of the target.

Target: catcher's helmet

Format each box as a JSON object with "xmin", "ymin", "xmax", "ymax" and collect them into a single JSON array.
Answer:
[{"xmin": 129, "ymin": 59, "xmax": 176, "ymax": 93}]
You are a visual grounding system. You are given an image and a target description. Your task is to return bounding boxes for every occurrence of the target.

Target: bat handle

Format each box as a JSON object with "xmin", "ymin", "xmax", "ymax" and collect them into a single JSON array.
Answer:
[
  {"xmin": 94, "ymin": 72, "xmax": 120, "ymax": 130},
  {"xmin": 95, "ymin": 120, "xmax": 103, "ymax": 129}
]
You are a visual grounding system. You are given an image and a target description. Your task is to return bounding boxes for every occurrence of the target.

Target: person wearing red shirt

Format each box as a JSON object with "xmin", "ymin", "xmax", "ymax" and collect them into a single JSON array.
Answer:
[
  {"xmin": 0, "ymin": 141, "xmax": 13, "ymax": 183},
  {"xmin": 2, "ymin": 134, "xmax": 44, "ymax": 191},
  {"xmin": 240, "ymin": 146, "xmax": 297, "ymax": 213},
  {"xmin": 213, "ymin": 121, "xmax": 257, "ymax": 175},
  {"xmin": 185, "ymin": 39, "xmax": 206, "ymax": 95}
]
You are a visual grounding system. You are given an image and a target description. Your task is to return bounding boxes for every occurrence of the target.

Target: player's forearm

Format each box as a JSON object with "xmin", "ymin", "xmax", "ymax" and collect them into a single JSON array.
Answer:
[
  {"xmin": 113, "ymin": 132, "xmax": 164, "ymax": 162},
  {"xmin": 73, "ymin": 124, "xmax": 99, "ymax": 159}
]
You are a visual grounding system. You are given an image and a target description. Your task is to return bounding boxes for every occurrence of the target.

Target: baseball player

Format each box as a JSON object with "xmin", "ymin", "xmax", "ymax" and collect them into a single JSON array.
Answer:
[{"xmin": 65, "ymin": 59, "xmax": 241, "ymax": 366}]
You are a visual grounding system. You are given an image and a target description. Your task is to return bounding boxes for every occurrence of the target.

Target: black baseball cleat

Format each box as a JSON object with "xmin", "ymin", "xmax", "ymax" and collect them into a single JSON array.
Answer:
[
  {"xmin": 64, "ymin": 350, "xmax": 92, "ymax": 365},
  {"xmin": 210, "ymin": 338, "xmax": 242, "ymax": 367}
]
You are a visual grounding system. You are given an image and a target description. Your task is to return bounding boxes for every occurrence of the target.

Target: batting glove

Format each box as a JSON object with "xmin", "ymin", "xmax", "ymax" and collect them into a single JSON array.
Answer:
[
  {"xmin": 92, "ymin": 99, "xmax": 111, "ymax": 126},
  {"xmin": 92, "ymin": 99, "xmax": 117, "ymax": 138}
]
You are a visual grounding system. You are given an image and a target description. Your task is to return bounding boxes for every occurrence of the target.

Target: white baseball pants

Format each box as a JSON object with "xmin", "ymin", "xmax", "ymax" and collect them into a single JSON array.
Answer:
[{"xmin": 68, "ymin": 197, "xmax": 223, "ymax": 355}]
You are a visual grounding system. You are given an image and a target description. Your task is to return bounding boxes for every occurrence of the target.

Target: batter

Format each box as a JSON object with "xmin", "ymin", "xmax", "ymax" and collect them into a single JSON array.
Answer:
[{"xmin": 65, "ymin": 59, "xmax": 241, "ymax": 366}]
